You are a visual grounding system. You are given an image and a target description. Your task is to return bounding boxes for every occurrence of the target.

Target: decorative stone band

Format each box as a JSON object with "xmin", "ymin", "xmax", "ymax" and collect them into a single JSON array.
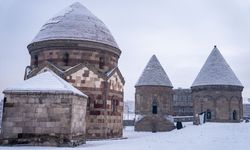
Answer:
[
  {"xmin": 27, "ymin": 39, "xmax": 121, "ymax": 56},
  {"xmin": 191, "ymin": 85, "xmax": 244, "ymax": 92}
]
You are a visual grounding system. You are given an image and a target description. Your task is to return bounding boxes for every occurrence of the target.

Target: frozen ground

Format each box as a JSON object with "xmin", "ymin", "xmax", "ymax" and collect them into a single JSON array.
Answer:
[{"xmin": 0, "ymin": 122, "xmax": 249, "ymax": 150}]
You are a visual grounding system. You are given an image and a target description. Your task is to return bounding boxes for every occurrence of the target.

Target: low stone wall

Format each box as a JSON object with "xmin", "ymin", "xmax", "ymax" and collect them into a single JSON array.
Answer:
[{"xmin": 0, "ymin": 92, "xmax": 87, "ymax": 147}]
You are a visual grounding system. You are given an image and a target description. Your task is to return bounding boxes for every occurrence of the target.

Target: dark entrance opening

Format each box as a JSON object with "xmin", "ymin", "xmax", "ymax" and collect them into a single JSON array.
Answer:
[
  {"xmin": 152, "ymin": 97, "xmax": 158, "ymax": 114},
  {"xmin": 63, "ymin": 52, "xmax": 69, "ymax": 66},
  {"xmin": 206, "ymin": 109, "xmax": 211, "ymax": 120},
  {"xmin": 152, "ymin": 105, "xmax": 157, "ymax": 114},
  {"xmin": 233, "ymin": 110, "xmax": 237, "ymax": 120}
]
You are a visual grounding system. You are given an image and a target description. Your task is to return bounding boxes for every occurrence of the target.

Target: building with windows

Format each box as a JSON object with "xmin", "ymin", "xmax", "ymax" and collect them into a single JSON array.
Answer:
[
  {"xmin": 192, "ymin": 46, "xmax": 243, "ymax": 124},
  {"xmin": 134, "ymin": 55, "xmax": 175, "ymax": 132},
  {"xmin": 243, "ymin": 98, "xmax": 250, "ymax": 119},
  {"xmin": 172, "ymin": 89, "xmax": 193, "ymax": 116}
]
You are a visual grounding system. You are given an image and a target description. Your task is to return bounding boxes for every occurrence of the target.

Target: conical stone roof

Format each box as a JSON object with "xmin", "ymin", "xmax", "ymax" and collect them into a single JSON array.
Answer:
[
  {"xmin": 192, "ymin": 46, "xmax": 243, "ymax": 87},
  {"xmin": 30, "ymin": 2, "xmax": 119, "ymax": 49},
  {"xmin": 135, "ymin": 55, "xmax": 173, "ymax": 87},
  {"xmin": 3, "ymin": 71, "xmax": 87, "ymax": 97}
]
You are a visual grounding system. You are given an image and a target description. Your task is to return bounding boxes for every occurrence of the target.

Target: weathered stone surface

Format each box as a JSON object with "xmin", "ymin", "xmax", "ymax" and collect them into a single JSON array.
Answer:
[
  {"xmin": 135, "ymin": 115, "xmax": 175, "ymax": 132},
  {"xmin": 135, "ymin": 86, "xmax": 175, "ymax": 132},
  {"xmin": 0, "ymin": 93, "xmax": 87, "ymax": 147},
  {"xmin": 192, "ymin": 85, "xmax": 243, "ymax": 124}
]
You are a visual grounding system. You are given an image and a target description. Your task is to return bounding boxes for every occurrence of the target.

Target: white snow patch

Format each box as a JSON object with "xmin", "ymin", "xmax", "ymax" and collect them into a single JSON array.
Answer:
[
  {"xmin": 3, "ymin": 71, "xmax": 87, "ymax": 97},
  {"xmin": 0, "ymin": 122, "xmax": 250, "ymax": 149}
]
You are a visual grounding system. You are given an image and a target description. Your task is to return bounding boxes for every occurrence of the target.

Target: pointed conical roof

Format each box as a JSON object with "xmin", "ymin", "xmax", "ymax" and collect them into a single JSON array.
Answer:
[
  {"xmin": 192, "ymin": 46, "xmax": 243, "ymax": 87},
  {"xmin": 30, "ymin": 2, "xmax": 118, "ymax": 49},
  {"xmin": 135, "ymin": 55, "xmax": 173, "ymax": 87},
  {"xmin": 3, "ymin": 71, "xmax": 87, "ymax": 97}
]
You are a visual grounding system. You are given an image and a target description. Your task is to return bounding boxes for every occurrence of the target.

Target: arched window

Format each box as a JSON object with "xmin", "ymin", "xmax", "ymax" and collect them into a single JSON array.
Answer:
[
  {"xmin": 152, "ymin": 97, "xmax": 157, "ymax": 114},
  {"xmin": 233, "ymin": 110, "xmax": 237, "ymax": 120},
  {"xmin": 63, "ymin": 52, "xmax": 69, "ymax": 66},
  {"xmin": 99, "ymin": 57, "xmax": 105, "ymax": 69},
  {"xmin": 206, "ymin": 109, "xmax": 211, "ymax": 120},
  {"xmin": 34, "ymin": 55, "xmax": 38, "ymax": 67}
]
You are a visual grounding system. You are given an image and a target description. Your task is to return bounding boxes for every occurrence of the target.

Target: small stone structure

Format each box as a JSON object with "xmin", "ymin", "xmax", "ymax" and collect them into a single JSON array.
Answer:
[
  {"xmin": 0, "ymin": 71, "xmax": 88, "ymax": 146},
  {"xmin": 135, "ymin": 55, "xmax": 175, "ymax": 132},
  {"xmin": 192, "ymin": 46, "xmax": 244, "ymax": 124}
]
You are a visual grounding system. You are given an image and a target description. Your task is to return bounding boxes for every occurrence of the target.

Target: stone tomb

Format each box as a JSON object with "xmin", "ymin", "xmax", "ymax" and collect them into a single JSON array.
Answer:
[{"xmin": 0, "ymin": 71, "xmax": 88, "ymax": 146}]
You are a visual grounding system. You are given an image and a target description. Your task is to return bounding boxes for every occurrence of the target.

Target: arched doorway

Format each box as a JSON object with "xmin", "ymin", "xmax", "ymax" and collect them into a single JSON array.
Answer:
[
  {"xmin": 206, "ymin": 109, "xmax": 211, "ymax": 120},
  {"xmin": 152, "ymin": 97, "xmax": 157, "ymax": 114},
  {"xmin": 233, "ymin": 110, "xmax": 237, "ymax": 120}
]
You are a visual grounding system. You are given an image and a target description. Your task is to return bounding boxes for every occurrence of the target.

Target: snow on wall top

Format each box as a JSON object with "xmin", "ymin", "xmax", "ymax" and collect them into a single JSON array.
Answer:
[
  {"xmin": 135, "ymin": 55, "xmax": 173, "ymax": 87},
  {"xmin": 192, "ymin": 46, "xmax": 243, "ymax": 87},
  {"xmin": 3, "ymin": 71, "xmax": 87, "ymax": 97},
  {"xmin": 31, "ymin": 2, "xmax": 119, "ymax": 49}
]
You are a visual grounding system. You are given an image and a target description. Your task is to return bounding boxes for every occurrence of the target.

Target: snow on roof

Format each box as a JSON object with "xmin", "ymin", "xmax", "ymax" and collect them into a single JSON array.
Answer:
[
  {"xmin": 31, "ymin": 2, "xmax": 119, "ymax": 49},
  {"xmin": 3, "ymin": 71, "xmax": 87, "ymax": 97},
  {"xmin": 192, "ymin": 46, "xmax": 243, "ymax": 87},
  {"xmin": 135, "ymin": 55, "xmax": 173, "ymax": 87}
]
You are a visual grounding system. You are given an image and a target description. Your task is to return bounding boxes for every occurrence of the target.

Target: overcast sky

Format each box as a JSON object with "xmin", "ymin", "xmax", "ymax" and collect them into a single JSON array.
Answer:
[{"xmin": 0, "ymin": 0, "xmax": 250, "ymax": 102}]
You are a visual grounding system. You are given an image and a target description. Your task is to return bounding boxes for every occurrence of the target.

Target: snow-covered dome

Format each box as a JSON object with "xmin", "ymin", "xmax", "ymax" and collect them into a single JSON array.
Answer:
[
  {"xmin": 191, "ymin": 46, "xmax": 243, "ymax": 88},
  {"xmin": 30, "ymin": 2, "xmax": 119, "ymax": 49}
]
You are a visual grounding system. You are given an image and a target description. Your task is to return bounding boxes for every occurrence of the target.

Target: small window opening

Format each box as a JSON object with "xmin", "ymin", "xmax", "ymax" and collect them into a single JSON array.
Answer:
[
  {"xmin": 34, "ymin": 55, "xmax": 38, "ymax": 67},
  {"xmin": 63, "ymin": 52, "xmax": 69, "ymax": 66},
  {"xmin": 206, "ymin": 109, "xmax": 211, "ymax": 120},
  {"xmin": 99, "ymin": 57, "xmax": 105, "ymax": 69}
]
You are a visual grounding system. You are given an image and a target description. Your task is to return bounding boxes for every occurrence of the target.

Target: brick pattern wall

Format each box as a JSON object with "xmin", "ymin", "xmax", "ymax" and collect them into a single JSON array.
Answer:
[
  {"xmin": 0, "ymin": 93, "xmax": 87, "ymax": 146},
  {"xmin": 66, "ymin": 66, "xmax": 124, "ymax": 139},
  {"xmin": 27, "ymin": 39, "xmax": 124, "ymax": 139}
]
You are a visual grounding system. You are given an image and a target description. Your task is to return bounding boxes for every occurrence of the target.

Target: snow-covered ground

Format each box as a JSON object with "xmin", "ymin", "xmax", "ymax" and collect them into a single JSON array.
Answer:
[{"xmin": 0, "ymin": 122, "xmax": 249, "ymax": 150}]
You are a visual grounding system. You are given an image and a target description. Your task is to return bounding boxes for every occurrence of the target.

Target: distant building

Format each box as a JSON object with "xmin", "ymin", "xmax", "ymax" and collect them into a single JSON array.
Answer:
[
  {"xmin": 173, "ymin": 89, "xmax": 193, "ymax": 116},
  {"xmin": 192, "ymin": 46, "xmax": 243, "ymax": 124},
  {"xmin": 243, "ymin": 98, "xmax": 250, "ymax": 118},
  {"xmin": 134, "ymin": 55, "xmax": 175, "ymax": 132},
  {"xmin": 1, "ymin": 71, "xmax": 88, "ymax": 146},
  {"xmin": 123, "ymin": 101, "xmax": 135, "ymax": 120}
]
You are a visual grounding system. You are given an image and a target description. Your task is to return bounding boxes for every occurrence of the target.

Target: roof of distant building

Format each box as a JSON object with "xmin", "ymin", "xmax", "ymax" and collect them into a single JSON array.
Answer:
[
  {"xmin": 192, "ymin": 46, "xmax": 243, "ymax": 87},
  {"xmin": 135, "ymin": 55, "xmax": 173, "ymax": 87}
]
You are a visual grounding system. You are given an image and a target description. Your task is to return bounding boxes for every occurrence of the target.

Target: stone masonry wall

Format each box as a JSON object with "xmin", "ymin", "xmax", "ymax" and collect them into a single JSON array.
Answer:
[
  {"xmin": 0, "ymin": 93, "xmax": 87, "ymax": 147},
  {"xmin": 66, "ymin": 67, "xmax": 124, "ymax": 139},
  {"xmin": 192, "ymin": 85, "xmax": 243, "ymax": 124},
  {"xmin": 135, "ymin": 86, "xmax": 173, "ymax": 115},
  {"xmin": 135, "ymin": 86, "xmax": 175, "ymax": 132},
  {"xmin": 28, "ymin": 40, "xmax": 120, "ymax": 72}
]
